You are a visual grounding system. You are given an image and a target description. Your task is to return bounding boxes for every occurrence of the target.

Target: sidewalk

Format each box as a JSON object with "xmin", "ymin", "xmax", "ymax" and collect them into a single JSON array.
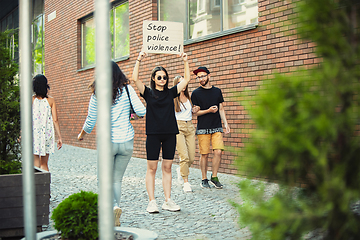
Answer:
[{"xmin": 45, "ymin": 144, "xmax": 251, "ymax": 240}]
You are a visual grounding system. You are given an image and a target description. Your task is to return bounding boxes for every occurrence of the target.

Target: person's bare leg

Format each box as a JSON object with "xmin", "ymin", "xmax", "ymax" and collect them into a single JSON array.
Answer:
[
  {"xmin": 200, "ymin": 154, "xmax": 209, "ymax": 180},
  {"xmin": 162, "ymin": 160, "xmax": 173, "ymax": 201},
  {"xmin": 34, "ymin": 154, "xmax": 40, "ymax": 168},
  {"xmin": 146, "ymin": 160, "xmax": 158, "ymax": 201},
  {"xmin": 39, "ymin": 154, "xmax": 50, "ymax": 171},
  {"xmin": 212, "ymin": 150, "xmax": 222, "ymax": 177}
]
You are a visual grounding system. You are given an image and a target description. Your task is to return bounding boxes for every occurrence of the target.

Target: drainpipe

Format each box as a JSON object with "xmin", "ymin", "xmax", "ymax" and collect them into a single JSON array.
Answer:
[
  {"xmin": 20, "ymin": 0, "xmax": 36, "ymax": 240},
  {"xmin": 94, "ymin": 0, "xmax": 113, "ymax": 239}
]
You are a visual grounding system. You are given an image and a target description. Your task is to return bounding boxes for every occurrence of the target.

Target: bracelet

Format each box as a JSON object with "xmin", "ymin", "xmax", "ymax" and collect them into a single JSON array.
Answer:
[{"xmin": 136, "ymin": 59, "xmax": 141, "ymax": 62}]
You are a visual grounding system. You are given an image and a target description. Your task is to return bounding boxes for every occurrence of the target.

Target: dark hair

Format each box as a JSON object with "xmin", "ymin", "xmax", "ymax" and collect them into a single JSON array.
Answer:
[
  {"xmin": 89, "ymin": 61, "xmax": 129, "ymax": 104},
  {"xmin": 150, "ymin": 66, "xmax": 169, "ymax": 91},
  {"xmin": 173, "ymin": 75, "xmax": 192, "ymax": 112},
  {"xmin": 33, "ymin": 74, "xmax": 50, "ymax": 98}
]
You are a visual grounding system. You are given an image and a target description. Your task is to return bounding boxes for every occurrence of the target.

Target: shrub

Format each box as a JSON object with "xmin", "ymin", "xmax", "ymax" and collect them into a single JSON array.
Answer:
[
  {"xmin": 233, "ymin": 0, "xmax": 360, "ymax": 239},
  {"xmin": 51, "ymin": 191, "xmax": 99, "ymax": 240},
  {"xmin": 0, "ymin": 29, "xmax": 21, "ymax": 175}
]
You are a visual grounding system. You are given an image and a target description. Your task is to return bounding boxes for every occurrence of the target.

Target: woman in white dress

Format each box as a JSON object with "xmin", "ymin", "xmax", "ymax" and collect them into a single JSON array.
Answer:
[{"xmin": 32, "ymin": 74, "xmax": 62, "ymax": 171}]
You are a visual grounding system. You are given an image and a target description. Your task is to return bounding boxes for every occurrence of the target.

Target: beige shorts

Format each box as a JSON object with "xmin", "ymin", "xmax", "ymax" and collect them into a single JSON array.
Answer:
[{"xmin": 197, "ymin": 132, "xmax": 224, "ymax": 155}]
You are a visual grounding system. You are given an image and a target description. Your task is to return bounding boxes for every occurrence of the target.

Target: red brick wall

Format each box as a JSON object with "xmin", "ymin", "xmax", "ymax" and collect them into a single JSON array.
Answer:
[{"xmin": 44, "ymin": 0, "xmax": 316, "ymax": 175}]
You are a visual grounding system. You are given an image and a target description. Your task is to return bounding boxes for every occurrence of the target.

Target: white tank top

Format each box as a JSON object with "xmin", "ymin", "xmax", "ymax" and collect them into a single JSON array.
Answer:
[{"xmin": 175, "ymin": 99, "xmax": 192, "ymax": 121}]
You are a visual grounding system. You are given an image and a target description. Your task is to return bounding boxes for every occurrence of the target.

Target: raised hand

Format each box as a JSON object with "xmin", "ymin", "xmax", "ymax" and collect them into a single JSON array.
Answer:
[
  {"xmin": 137, "ymin": 51, "xmax": 147, "ymax": 62},
  {"xmin": 178, "ymin": 52, "xmax": 188, "ymax": 62}
]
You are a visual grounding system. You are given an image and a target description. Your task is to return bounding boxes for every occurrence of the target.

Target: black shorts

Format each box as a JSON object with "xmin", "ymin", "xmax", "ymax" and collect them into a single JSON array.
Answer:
[{"xmin": 146, "ymin": 134, "xmax": 176, "ymax": 160}]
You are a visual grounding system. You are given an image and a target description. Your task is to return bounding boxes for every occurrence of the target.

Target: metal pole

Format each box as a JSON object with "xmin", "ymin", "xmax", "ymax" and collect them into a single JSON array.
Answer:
[
  {"xmin": 19, "ymin": 0, "xmax": 36, "ymax": 239},
  {"xmin": 95, "ymin": 0, "xmax": 113, "ymax": 239}
]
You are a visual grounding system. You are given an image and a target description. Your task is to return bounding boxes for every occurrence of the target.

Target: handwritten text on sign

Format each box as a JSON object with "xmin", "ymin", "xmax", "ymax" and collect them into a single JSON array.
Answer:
[{"xmin": 143, "ymin": 20, "xmax": 183, "ymax": 55}]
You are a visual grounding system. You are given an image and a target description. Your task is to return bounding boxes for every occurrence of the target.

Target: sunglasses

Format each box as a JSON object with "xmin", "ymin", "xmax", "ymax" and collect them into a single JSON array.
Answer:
[{"xmin": 156, "ymin": 76, "xmax": 168, "ymax": 81}]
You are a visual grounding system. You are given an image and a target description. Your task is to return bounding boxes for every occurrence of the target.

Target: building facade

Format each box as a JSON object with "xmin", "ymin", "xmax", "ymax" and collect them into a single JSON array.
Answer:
[{"xmin": 1, "ymin": 0, "xmax": 316, "ymax": 175}]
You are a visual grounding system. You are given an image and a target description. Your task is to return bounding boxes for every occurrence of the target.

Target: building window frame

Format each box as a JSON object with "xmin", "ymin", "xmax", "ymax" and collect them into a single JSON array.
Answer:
[
  {"xmin": 197, "ymin": 0, "xmax": 206, "ymax": 13},
  {"xmin": 158, "ymin": 0, "xmax": 258, "ymax": 45},
  {"xmin": 213, "ymin": 0, "xmax": 221, "ymax": 8},
  {"xmin": 80, "ymin": 0, "xmax": 129, "ymax": 69},
  {"xmin": 32, "ymin": 13, "xmax": 44, "ymax": 75}
]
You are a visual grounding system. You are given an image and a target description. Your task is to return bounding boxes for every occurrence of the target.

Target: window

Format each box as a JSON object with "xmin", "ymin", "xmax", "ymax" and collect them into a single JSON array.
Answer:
[
  {"xmin": 32, "ymin": 14, "xmax": 44, "ymax": 74},
  {"xmin": 159, "ymin": 0, "xmax": 258, "ymax": 42},
  {"xmin": 1, "ymin": 0, "xmax": 43, "ymax": 73},
  {"xmin": 234, "ymin": 0, "xmax": 245, "ymax": 5},
  {"xmin": 32, "ymin": 0, "xmax": 45, "ymax": 74},
  {"xmin": 1, "ymin": 8, "xmax": 20, "ymax": 64},
  {"xmin": 158, "ymin": 0, "xmax": 186, "ymax": 39},
  {"xmin": 81, "ymin": 1, "xmax": 129, "ymax": 68},
  {"xmin": 81, "ymin": 18, "xmax": 95, "ymax": 67},
  {"xmin": 198, "ymin": 0, "xmax": 206, "ymax": 13},
  {"xmin": 110, "ymin": 2, "xmax": 129, "ymax": 61}
]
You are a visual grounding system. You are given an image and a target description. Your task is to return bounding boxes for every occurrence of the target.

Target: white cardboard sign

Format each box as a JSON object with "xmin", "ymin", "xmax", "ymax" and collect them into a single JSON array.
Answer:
[{"xmin": 142, "ymin": 20, "xmax": 183, "ymax": 55}]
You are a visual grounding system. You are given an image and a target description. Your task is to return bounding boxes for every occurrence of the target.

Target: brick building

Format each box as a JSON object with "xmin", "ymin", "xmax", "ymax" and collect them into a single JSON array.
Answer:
[{"xmin": 1, "ymin": 0, "xmax": 316, "ymax": 175}]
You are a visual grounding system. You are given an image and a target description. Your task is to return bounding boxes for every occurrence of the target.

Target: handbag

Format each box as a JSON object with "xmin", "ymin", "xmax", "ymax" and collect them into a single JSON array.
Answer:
[{"xmin": 124, "ymin": 84, "xmax": 143, "ymax": 120}]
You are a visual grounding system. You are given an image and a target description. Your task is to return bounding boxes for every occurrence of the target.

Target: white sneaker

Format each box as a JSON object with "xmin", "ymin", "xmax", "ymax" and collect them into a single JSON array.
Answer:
[
  {"xmin": 113, "ymin": 206, "xmax": 122, "ymax": 226},
  {"xmin": 162, "ymin": 199, "xmax": 181, "ymax": 212},
  {"xmin": 176, "ymin": 167, "xmax": 184, "ymax": 184},
  {"xmin": 146, "ymin": 200, "xmax": 159, "ymax": 213},
  {"xmin": 183, "ymin": 182, "xmax": 192, "ymax": 192}
]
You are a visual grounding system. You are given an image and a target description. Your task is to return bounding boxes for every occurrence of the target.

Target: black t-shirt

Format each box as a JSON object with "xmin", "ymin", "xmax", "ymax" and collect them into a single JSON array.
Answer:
[
  {"xmin": 191, "ymin": 86, "xmax": 224, "ymax": 135},
  {"xmin": 140, "ymin": 85, "xmax": 179, "ymax": 135}
]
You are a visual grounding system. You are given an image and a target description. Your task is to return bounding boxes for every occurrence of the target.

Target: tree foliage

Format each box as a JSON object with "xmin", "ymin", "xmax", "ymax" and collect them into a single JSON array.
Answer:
[
  {"xmin": 0, "ymin": 30, "xmax": 21, "ymax": 175},
  {"xmin": 234, "ymin": 0, "xmax": 360, "ymax": 239}
]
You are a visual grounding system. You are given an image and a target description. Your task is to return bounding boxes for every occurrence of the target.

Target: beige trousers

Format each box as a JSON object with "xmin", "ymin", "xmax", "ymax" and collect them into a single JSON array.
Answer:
[{"xmin": 176, "ymin": 120, "xmax": 196, "ymax": 179}]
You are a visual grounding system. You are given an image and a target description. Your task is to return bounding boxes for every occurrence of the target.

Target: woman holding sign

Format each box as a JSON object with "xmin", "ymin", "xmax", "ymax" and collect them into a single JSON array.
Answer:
[{"xmin": 132, "ymin": 50, "xmax": 190, "ymax": 213}]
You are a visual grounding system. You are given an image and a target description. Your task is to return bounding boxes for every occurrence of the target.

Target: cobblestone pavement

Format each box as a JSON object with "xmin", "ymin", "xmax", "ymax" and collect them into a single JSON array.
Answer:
[{"xmin": 45, "ymin": 144, "xmax": 252, "ymax": 240}]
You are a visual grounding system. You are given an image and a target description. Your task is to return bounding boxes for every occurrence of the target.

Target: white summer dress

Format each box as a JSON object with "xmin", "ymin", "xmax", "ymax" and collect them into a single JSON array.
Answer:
[{"xmin": 33, "ymin": 98, "xmax": 55, "ymax": 156}]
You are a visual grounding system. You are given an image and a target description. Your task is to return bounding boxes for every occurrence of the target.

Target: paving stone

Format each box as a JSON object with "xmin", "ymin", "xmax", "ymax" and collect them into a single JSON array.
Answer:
[{"xmin": 43, "ymin": 144, "xmax": 252, "ymax": 239}]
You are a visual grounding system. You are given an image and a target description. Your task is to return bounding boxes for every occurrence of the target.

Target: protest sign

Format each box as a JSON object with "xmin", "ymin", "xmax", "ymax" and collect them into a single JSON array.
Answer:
[{"xmin": 143, "ymin": 20, "xmax": 183, "ymax": 55}]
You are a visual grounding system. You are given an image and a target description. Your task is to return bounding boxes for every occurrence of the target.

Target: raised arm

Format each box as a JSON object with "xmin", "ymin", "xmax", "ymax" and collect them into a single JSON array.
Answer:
[
  {"xmin": 132, "ymin": 51, "xmax": 147, "ymax": 95},
  {"xmin": 176, "ymin": 53, "xmax": 190, "ymax": 94}
]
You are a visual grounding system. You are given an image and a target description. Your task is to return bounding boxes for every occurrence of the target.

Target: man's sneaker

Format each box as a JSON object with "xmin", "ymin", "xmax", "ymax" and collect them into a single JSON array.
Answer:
[
  {"xmin": 210, "ymin": 175, "xmax": 223, "ymax": 189},
  {"xmin": 146, "ymin": 200, "xmax": 159, "ymax": 213},
  {"xmin": 200, "ymin": 179, "xmax": 211, "ymax": 189},
  {"xmin": 162, "ymin": 199, "xmax": 181, "ymax": 212},
  {"xmin": 113, "ymin": 206, "xmax": 122, "ymax": 226},
  {"xmin": 183, "ymin": 182, "xmax": 192, "ymax": 192},
  {"xmin": 176, "ymin": 167, "xmax": 184, "ymax": 184}
]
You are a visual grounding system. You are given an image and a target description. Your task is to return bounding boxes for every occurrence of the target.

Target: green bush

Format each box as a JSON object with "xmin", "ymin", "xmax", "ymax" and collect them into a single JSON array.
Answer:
[
  {"xmin": 51, "ymin": 191, "xmax": 99, "ymax": 240},
  {"xmin": 233, "ymin": 0, "xmax": 360, "ymax": 239},
  {"xmin": 0, "ymin": 30, "xmax": 21, "ymax": 175}
]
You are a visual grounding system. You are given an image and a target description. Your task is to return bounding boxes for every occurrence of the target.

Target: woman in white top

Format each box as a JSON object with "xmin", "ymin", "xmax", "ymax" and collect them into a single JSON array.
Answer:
[{"xmin": 173, "ymin": 76, "xmax": 199, "ymax": 192}]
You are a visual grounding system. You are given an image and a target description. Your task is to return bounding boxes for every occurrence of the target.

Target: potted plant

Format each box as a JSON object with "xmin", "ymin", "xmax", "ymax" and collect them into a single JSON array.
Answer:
[
  {"xmin": 0, "ymin": 30, "xmax": 51, "ymax": 239},
  {"xmin": 22, "ymin": 191, "xmax": 158, "ymax": 240}
]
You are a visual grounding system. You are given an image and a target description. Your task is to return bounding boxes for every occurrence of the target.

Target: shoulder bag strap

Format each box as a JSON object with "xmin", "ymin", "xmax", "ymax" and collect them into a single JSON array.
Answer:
[{"xmin": 124, "ymin": 84, "xmax": 135, "ymax": 111}]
